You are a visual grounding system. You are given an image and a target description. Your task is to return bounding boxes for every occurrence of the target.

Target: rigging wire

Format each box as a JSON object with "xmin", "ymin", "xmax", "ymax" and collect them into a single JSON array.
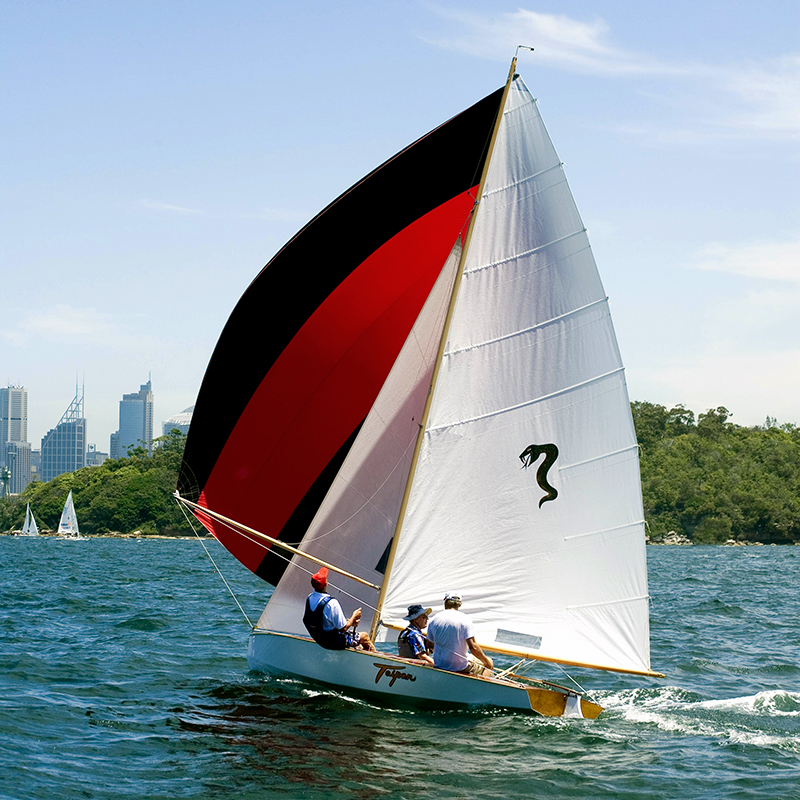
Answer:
[
  {"xmin": 177, "ymin": 500, "xmax": 254, "ymax": 628},
  {"xmin": 178, "ymin": 498, "xmax": 381, "ymax": 615}
]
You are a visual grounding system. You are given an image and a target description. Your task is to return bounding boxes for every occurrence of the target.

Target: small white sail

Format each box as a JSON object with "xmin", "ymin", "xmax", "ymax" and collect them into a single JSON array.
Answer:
[
  {"xmin": 20, "ymin": 504, "xmax": 40, "ymax": 537},
  {"xmin": 58, "ymin": 490, "xmax": 80, "ymax": 537}
]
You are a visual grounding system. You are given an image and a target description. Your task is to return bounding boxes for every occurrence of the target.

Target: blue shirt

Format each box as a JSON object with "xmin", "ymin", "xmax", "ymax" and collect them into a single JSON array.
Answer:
[{"xmin": 398, "ymin": 623, "xmax": 427, "ymax": 658}]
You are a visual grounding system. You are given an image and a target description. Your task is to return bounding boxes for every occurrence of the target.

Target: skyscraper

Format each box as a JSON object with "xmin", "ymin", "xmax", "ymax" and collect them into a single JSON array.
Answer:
[
  {"xmin": 41, "ymin": 387, "xmax": 87, "ymax": 482},
  {"xmin": 1, "ymin": 386, "xmax": 28, "ymax": 455},
  {"xmin": 112, "ymin": 379, "xmax": 154, "ymax": 457},
  {"xmin": 1, "ymin": 386, "xmax": 31, "ymax": 492}
]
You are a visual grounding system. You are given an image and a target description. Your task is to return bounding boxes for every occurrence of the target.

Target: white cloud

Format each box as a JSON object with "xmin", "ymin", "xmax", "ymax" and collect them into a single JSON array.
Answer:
[
  {"xmin": 722, "ymin": 56, "xmax": 800, "ymax": 140},
  {"xmin": 427, "ymin": 8, "xmax": 691, "ymax": 75},
  {"xmin": 650, "ymin": 350, "xmax": 800, "ymax": 426},
  {"xmin": 690, "ymin": 238, "xmax": 800, "ymax": 282},
  {"xmin": 427, "ymin": 8, "xmax": 800, "ymax": 141}
]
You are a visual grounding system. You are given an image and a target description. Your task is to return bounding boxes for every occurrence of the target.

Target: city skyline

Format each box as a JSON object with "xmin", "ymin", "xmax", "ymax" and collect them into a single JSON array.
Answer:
[
  {"xmin": 0, "ymin": 378, "xmax": 187, "ymax": 458},
  {"xmin": 4, "ymin": 3, "xmax": 799, "ymax": 442}
]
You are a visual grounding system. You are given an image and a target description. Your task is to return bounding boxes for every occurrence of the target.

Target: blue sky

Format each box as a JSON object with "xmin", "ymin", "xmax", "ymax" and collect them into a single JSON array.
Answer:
[{"xmin": 3, "ymin": 1, "xmax": 799, "ymax": 448}]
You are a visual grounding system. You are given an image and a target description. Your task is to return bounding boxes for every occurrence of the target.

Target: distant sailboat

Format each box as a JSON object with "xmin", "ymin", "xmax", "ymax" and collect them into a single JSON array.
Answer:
[
  {"xmin": 19, "ymin": 504, "xmax": 39, "ymax": 537},
  {"xmin": 57, "ymin": 490, "xmax": 81, "ymax": 538}
]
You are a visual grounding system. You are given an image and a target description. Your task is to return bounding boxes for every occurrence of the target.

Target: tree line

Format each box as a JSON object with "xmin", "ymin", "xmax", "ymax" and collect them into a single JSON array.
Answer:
[
  {"xmin": 2, "ymin": 409, "xmax": 800, "ymax": 543},
  {"xmin": 632, "ymin": 402, "xmax": 800, "ymax": 544}
]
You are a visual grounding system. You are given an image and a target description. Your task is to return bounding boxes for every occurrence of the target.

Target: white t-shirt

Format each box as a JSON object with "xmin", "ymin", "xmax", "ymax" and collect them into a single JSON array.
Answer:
[
  {"xmin": 426, "ymin": 608, "xmax": 474, "ymax": 671},
  {"xmin": 307, "ymin": 591, "xmax": 347, "ymax": 631}
]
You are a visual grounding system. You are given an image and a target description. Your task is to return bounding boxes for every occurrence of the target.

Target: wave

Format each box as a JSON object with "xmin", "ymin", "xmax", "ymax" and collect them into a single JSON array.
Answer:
[{"xmin": 599, "ymin": 686, "xmax": 800, "ymax": 751}]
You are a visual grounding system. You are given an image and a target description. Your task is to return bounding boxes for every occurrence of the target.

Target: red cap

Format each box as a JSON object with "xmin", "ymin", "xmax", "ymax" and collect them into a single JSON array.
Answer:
[{"xmin": 311, "ymin": 567, "xmax": 328, "ymax": 587}]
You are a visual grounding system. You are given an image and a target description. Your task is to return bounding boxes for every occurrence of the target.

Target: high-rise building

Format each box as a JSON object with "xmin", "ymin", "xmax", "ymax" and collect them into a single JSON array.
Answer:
[
  {"xmin": 41, "ymin": 387, "xmax": 87, "ymax": 482},
  {"xmin": 1, "ymin": 386, "xmax": 31, "ymax": 493},
  {"xmin": 1, "ymin": 386, "xmax": 28, "ymax": 458},
  {"xmin": 5, "ymin": 442, "xmax": 32, "ymax": 494},
  {"xmin": 111, "ymin": 379, "xmax": 154, "ymax": 458}
]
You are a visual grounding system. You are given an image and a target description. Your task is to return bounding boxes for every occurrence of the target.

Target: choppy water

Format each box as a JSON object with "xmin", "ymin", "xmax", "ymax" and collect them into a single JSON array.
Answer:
[{"xmin": 1, "ymin": 537, "xmax": 798, "ymax": 799}]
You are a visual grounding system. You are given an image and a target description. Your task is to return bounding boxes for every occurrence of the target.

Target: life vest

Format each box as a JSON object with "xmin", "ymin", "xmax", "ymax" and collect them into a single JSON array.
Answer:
[
  {"xmin": 398, "ymin": 625, "xmax": 425, "ymax": 658},
  {"xmin": 303, "ymin": 595, "xmax": 348, "ymax": 650}
]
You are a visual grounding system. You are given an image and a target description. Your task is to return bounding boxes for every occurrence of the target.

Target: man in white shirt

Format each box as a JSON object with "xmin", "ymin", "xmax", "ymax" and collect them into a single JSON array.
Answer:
[
  {"xmin": 426, "ymin": 592, "xmax": 494, "ymax": 675},
  {"xmin": 302, "ymin": 567, "xmax": 375, "ymax": 651}
]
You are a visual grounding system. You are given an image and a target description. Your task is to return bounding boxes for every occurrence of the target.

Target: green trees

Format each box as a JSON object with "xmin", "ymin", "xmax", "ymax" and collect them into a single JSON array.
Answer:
[
  {"xmin": 4, "ymin": 411, "xmax": 799, "ymax": 543},
  {"xmin": 0, "ymin": 430, "xmax": 194, "ymax": 536},
  {"xmin": 632, "ymin": 402, "xmax": 800, "ymax": 544}
]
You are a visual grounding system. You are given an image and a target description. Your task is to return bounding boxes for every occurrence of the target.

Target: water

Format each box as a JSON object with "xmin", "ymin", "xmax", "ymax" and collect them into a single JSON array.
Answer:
[{"xmin": 1, "ymin": 537, "xmax": 798, "ymax": 799}]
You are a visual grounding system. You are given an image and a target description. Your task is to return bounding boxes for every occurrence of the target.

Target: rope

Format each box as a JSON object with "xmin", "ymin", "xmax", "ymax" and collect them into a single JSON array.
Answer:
[{"xmin": 177, "ymin": 499, "xmax": 254, "ymax": 628}]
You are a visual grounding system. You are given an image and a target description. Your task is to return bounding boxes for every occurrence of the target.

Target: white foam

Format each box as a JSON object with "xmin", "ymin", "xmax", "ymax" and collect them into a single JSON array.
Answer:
[
  {"xmin": 694, "ymin": 690, "xmax": 800, "ymax": 717},
  {"xmin": 597, "ymin": 687, "xmax": 800, "ymax": 752}
]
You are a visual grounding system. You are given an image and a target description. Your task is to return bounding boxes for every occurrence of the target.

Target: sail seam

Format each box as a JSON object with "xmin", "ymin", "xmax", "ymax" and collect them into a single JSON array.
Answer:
[
  {"xmin": 563, "ymin": 519, "xmax": 645, "ymax": 541},
  {"xmin": 482, "ymin": 162, "xmax": 563, "ymax": 198},
  {"xmin": 558, "ymin": 444, "xmax": 640, "ymax": 472},
  {"xmin": 427, "ymin": 367, "xmax": 625, "ymax": 432},
  {"xmin": 567, "ymin": 594, "xmax": 650, "ymax": 611},
  {"xmin": 446, "ymin": 296, "xmax": 608, "ymax": 356},
  {"xmin": 500, "ymin": 90, "xmax": 537, "ymax": 128},
  {"xmin": 464, "ymin": 228, "xmax": 588, "ymax": 275}
]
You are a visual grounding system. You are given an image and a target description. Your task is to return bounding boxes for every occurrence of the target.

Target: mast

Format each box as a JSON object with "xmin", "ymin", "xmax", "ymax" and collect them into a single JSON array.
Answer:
[{"xmin": 369, "ymin": 57, "xmax": 519, "ymax": 640}]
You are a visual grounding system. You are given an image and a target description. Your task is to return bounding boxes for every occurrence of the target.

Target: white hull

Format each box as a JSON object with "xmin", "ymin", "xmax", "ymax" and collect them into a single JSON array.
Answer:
[{"xmin": 247, "ymin": 629, "xmax": 601, "ymax": 718}]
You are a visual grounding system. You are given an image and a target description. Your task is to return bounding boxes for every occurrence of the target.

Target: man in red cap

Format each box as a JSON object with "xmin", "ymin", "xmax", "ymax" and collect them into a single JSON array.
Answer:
[{"xmin": 302, "ymin": 566, "xmax": 375, "ymax": 651}]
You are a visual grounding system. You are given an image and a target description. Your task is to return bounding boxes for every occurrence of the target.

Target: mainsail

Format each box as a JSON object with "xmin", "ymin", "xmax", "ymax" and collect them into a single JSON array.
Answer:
[
  {"xmin": 58, "ymin": 490, "xmax": 80, "ymax": 537},
  {"xmin": 180, "ymin": 73, "xmax": 652, "ymax": 678},
  {"xmin": 381, "ymin": 78, "xmax": 650, "ymax": 675},
  {"xmin": 21, "ymin": 504, "xmax": 39, "ymax": 537}
]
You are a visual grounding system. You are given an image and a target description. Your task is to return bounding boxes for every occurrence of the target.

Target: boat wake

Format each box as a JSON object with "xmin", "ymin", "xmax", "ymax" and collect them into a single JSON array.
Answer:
[{"xmin": 599, "ymin": 686, "xmax": 800, "ymax": 751}]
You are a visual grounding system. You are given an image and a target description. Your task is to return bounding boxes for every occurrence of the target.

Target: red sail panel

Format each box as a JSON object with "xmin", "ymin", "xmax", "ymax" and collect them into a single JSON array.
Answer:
[
  {"xmin": 199, "ymin": 192, "xmax": 476, "ymax": 573},
  {"xmin": 179, "ymin": 86, "xmax": 505, "ymax": 582}
]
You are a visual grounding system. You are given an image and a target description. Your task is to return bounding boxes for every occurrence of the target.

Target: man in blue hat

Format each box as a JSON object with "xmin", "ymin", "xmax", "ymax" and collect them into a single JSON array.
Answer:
[{"xmin": 397, "ymin": 604, "xmax": 434, "ymax": 665}]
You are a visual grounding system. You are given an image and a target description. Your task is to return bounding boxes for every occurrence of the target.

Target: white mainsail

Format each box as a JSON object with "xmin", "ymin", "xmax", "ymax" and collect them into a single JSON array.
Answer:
[
  {"xmin": 257, "ymin": 77, "xmax": 650, "ymax": 677},
  {"xmin": 381, "ymin": 78, "xmax": 650, "ymax": 675},
  {"xmin": 21, "ymin": 504, "xmax": 40, "ymax": 537},
  {"xmin": 58, "ymin": 490, "xmax": 80, "ymax": 537}
]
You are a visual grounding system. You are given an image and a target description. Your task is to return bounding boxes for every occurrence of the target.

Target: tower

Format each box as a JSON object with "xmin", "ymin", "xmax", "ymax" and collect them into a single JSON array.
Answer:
[
  {"xmin": 41, "ymin": 386, "xmax": 87, "ymax": 482},
  {"xmin": 1, "ymin": 386, "xmax": 31, "ymax": 492},
  {"xmin": 113, "ymin": 379, "xmax": 154, "ymax": 457}
]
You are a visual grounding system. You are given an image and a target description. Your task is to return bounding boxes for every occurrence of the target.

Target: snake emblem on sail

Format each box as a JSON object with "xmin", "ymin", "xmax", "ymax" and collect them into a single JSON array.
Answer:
[{"xmin": 519, "ymin": 444, "xmax": 559, "ymax": 507}]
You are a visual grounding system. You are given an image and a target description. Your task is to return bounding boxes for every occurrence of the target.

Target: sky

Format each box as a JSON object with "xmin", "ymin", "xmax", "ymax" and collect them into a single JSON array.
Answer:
[{"xmin": 3, "ymin": 0, "xmax": 799, "ymax": 449}]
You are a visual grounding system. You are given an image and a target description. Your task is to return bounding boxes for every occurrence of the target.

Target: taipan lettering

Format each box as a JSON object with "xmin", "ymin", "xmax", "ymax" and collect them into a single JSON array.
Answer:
[
  {"xmin": 373, "ymin": 663, "xmax": 417, "ymax": 687},
  {"xmin": 519, "ymin": 443, "xmax": 559, "ymax": 507}
]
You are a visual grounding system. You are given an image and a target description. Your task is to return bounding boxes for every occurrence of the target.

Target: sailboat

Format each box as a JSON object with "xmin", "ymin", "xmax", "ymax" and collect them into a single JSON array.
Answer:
[
  {"xmin": 176, "ymin": 55, "xmax": 662, "ymax": 717},
  {"xmin": 57, "ymin": 490, "xmax": 81, "ymax": 538},
  {"xmin": 19, "ymin": 504, "xmax": 39, "ymax": 537}
]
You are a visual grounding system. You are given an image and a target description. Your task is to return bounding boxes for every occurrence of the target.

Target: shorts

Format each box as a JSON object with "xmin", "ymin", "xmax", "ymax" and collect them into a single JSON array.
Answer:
[{"xmin": 464, "ymin": 657, "xmax": 486, "ymax": 676}]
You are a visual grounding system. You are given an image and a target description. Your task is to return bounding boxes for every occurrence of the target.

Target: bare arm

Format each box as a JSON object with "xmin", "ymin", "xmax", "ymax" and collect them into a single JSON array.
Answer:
[
  {"xmin": 466, "ymin": 637, "xmax": 494, "ymax": 670},
  {"xmin": 343, "ymin": 607, "xmax": 362, "ymax": 630}
]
